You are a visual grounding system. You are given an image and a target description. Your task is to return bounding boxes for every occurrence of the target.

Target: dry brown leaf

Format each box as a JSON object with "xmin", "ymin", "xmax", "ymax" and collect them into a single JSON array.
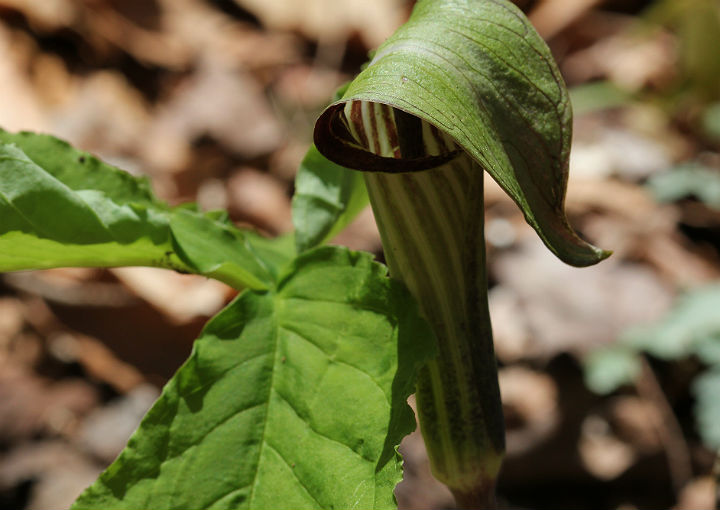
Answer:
[
  {"xmin": 142, "ymin": 57, "xmax": 284, "ymax": 172},
  {"xmin": 0, "ymin": 26, "xmax": 47, "ymax": 131},
  {"xmin": 529, "ymin": 0, "xmax": 604, "ymax": 40},
  {"xmin": 500, "ymin": 366, "xmax": 560, "ymax": 456},
  {"xmin": 567, "ymin": 179, "xmax": 720, "ymax": 285},
  {"xmin": 0, "ymin": 441, "xmax": 102, "ymax": 510},
  {"xmin": 608, "ymin": 396, "xmax": 663, "ymax": 454},
  {"xmin": 488, "ymin": 160, "xmax": 719, "ymax": 287},
  {"xmin": 48, "ymin": 333, "xmax": 145, "ymax": 393},
  {"xmin": 233, "ymin": 0, "xmax": 407, "ymax": 47},
  {"xmin": 6, "ymin": 0, "xmax": 300, "ymax": 73},
  {"xmin": 30, "ymin": 52, "xmax": 74, "ymax": 107},
  {"xmin": 0, "ymin": 365, "xmax": 98, "ymax": 443},
  {"xmin": 395, "ymin": 396, "xmax": 455, "ymax": 510},
  {"xmin": 490, "ymin": 237, "xmax": 674, "ymax": 361},
  {"xmin": 563, "ymin": 28, "xmax": 677, "ymax": 91},
  {"xmin": 579, "ymin": 414, "xmax": 636, "ymax": 480},
  {"xmin": 273, "ymin": 65, "xmax": 348, "ymax": 109},
  {"xmin": 0, "ymin": 0, "xmax": 77, "ymax": 31},
  {"xmin": 0, "ymin": 298, "xmax": 24, "ymax": 356},
  {"xmin": 80, "ymin": 1, "xmax": 190, "ymax": 68},
  {"xmin": 674, "ymin": 476, "xmax": 717, "ymax": 510},
  {"xmin": 161, "ymin": 0, "xmax": 301, "ymax": 71},
  {"xmin": 227, "ymin": 167, "xmax": 293, "ymax": 234},
  {"xmin": 76, "ymin": 384, "xmax": 159, "ymax": 463},
  {"xmin": 196, "ymin": 178, "xmax": 229, "ymax": 212},
  {"xmin": 569, "ymin": 125, "xmax": 672, "ymax": 181},
  {"xmin": 3, "ymin": 268, "xmax": 135, "ymax": 308},
  {"xmin": 110, "ymin": 267, "xmax": 231, "ymax": 324},
  {"xmin": 50, "ymin": 71, "xmax": 151, "ymax": 158},
  {"xmin": 329, "ymin": 206, "xmax": 381, "ymax": 253},
  {"xmin": 268, "ymin": 140, "xmax": 311, "ymax": 180}
]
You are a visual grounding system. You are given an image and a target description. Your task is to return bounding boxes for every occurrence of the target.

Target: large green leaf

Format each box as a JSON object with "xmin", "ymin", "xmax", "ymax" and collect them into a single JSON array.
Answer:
[
  {"xmin": 0, "ymin": 129, "xmax": 161, "ymax": 206},
  {"xmin": 0, "ymin": 131, "xmax": 275, "ymax": 290},
  {"xmin": 0, "ymin": 142, "xmax": 183, "ymax": 272},
  {"xmin": 292, "ymin": 145, "xmax": 369, "ymax": 253},
  {"xmin": 314, "ymin": 0, "xmax": 609, "ymax": 267},
  {"xmin": 72, "ymin": 246, "xmax": 436, "ymax": 510}
]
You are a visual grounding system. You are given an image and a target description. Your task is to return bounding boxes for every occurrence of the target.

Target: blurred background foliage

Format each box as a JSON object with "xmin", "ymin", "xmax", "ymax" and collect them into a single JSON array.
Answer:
[{"xmin": 0, "ymin": 0, "xmax": 719, "ymax": 509}]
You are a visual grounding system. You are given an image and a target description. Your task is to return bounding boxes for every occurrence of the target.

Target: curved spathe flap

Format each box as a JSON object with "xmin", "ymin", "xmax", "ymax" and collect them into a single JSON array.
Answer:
[{"xmin": 314, "ymin": 0, "xmax": 610, "ymax": 267}]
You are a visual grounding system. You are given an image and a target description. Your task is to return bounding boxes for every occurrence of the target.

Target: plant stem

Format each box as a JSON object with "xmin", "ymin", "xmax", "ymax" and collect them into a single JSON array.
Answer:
[{"xmin": 364, "ymin": 156, "xmax": 505, "ymax": 508}]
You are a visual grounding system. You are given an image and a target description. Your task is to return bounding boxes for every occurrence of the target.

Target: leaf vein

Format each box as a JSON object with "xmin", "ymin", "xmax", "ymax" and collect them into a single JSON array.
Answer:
[
  {"xmin": 264, "ymin": 442, "xmax": 324, "ymax": 508},
  {"xmin": 278, "ymin": 323, "xmax": 390, "ymax": 405},
  {"xmin": 272, "ymin": 388, "xmax": 376, "ymax": 464}
]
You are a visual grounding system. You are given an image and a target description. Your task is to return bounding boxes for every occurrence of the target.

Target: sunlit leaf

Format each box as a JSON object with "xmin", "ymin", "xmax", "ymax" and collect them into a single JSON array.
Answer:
[
  {"xmin": 72, "ymin": 247, "xmax": 436, "ymax": 510},
  {"xmin": 0, "ymin": 130, "xmax": 276, "ymax": 290}
]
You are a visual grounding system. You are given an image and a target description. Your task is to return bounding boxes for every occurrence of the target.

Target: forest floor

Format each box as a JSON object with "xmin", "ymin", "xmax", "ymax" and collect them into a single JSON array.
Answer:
[{"xmin": 1, "ymin": 0, "xmax": 719, "ymax": 508}]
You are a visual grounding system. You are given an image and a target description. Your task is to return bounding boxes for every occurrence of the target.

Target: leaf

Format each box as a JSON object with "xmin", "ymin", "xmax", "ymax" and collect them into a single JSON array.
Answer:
[
  {"xmin": 313, "ymin": 0, "xmax": 609, "ymax": 267},
  {"xmin": 622, "ymin": 284, "xmax": 720, "ymax": 361},
  {"xmin": 583, "ymin": 346, "xmax": 641, "ymax": 395},
  {"xmin": 0, "ymin": 130, "xmax": 275, "ymax": 290},
  {"xmin": 170, "ymin": 209, "xmax": 276, "ymax": 290},
  {"xmin": 614, "ymin": 283, "xmax": 720, "ymax": 451},
  {"xmin": 695, "ymin": 334, "xmax": 720, "ymax": 365},
  {"xmin": 292, "ymin": 145, "xmax": 369, "ymax": 253},
  {"xmin": 647, "ymin": 162, "xmax": 720, "ymax": 210},
  {"xmin": 692, "ymin": 368, "xmax": 720, "ymax": 450},
  {"xmin": 569, "ymin": 81, "xmax": 633, "ymax": 116},
  {"xmin": 231, "ymin": 0, "xmax": 407, "ymax": 48},
  {"xmin": 0, "ymin": 129, "xmax": 160, "ymax": 207},
  {"xmin": 0, "ymin": 141, "xmax": 184, "ymax": 272},
  {"xmin": 585, "ymin": 285, "xmax": 720, "ymax": 395},
  {"xmin": 244, "ymin": 232, "xmax": 297, "ymax": 278},
  {"xmin": 72, "ymin": 246, "xmax": 436, "ymax": 510}
]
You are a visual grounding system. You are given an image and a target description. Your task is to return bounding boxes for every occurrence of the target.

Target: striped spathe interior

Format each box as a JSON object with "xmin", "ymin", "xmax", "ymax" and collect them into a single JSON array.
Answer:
[{"xmin": 335, "ymin": 99, "xmax": 505, "ymax": 490}]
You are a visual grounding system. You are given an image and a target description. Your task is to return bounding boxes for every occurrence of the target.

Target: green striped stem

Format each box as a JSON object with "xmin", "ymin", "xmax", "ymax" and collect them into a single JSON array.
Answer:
[{"xmin": 338, "ymin": 100, "xmax": 504, "ymax": 506}]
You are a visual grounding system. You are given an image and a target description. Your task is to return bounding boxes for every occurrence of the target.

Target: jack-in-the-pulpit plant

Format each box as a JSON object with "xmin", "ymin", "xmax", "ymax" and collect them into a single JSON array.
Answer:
[
  {"xmin": 0, "ymin": 0, "xmax": 608, "ymax": 509},
  {"xmin": 310, "ymin": 0, "xmax": 609, "ymax": 506}
]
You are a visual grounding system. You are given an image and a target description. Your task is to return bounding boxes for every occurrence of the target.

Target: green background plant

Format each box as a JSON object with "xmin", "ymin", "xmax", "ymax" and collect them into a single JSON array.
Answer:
[{"xmin": 584, "ymin": 284, "xmax": 720, "ymax": 450}]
